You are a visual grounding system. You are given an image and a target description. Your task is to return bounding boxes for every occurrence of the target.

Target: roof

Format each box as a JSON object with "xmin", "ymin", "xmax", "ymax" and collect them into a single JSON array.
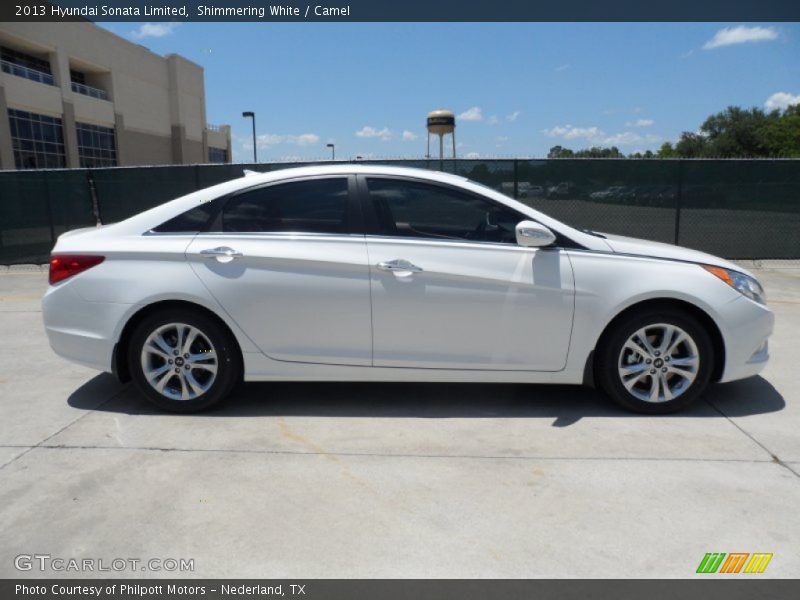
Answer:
[{"xmin": 240, "ymin": 163, "xmax": 469, "ymax": 184}]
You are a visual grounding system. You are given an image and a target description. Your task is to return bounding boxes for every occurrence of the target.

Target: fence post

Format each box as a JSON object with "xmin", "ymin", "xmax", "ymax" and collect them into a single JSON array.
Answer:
[
  {"xmin": 42, "ymin": 171, "xmax": 56, "ymax": 247},
  {"xmin": 513, "ymin": 159, "xmax": 519, "ymax": 199},
  {"xmin": 674, "ymin": 159, "xmax": 683, "ymax": 246},
  {"xmin": 86, "ymin": 170, "xmax": 102, "ymax": 225}
]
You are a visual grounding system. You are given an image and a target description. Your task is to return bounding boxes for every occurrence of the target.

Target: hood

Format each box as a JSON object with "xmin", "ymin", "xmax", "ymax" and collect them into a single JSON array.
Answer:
[{"xmin": 600, "ymin": 233, "xmax": 750, "ymax": 275}]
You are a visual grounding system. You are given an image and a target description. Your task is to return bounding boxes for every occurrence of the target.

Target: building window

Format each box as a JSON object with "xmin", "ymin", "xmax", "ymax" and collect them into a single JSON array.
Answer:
[
  {"xmin": 70, "ymin": 69, "xmax": 86, "ymax": 85},
  {"xmin": 1, "ymin": 46, "xmax": 54, "ymax": 86},
  {"xmin": 208, "ymin": 147, "xmax": 227, "ymax": 163},
  {"xmin": 8, "ymin": 109, "xmax": 66, "ymax": 169},
  {"xmin": 76, "ymin": 122, "xmax": 117, "ymax": 167}
]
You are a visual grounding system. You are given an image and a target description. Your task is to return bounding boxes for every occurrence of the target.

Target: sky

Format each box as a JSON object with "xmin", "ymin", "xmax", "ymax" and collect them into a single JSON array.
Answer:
[{"xmin": 101, "ymin": 22, "xmax": 800, "ymax": 161}]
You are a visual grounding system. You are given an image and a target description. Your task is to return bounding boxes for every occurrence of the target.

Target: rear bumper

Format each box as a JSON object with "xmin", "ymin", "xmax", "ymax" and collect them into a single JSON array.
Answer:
[
  {"xmin": 718, "ymin": 296, "xmax": 774, "ymax": 383},
  {"xmin": 42, "ymin": 283, "xmax": 132, "ymax": 373}
]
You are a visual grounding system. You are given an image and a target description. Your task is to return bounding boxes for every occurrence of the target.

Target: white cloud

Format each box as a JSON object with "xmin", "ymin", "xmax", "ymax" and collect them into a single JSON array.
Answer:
[
  {"xmin": 765, "ymin": 91, "xmax": 800, "ymax": 111},
  {"xmin": 601, "ymin": 132, "xmax": 657, "ymax": 146},
  {"xmin": 401, "ymin": 130, "xmax": 418, "ymax": 141},
  {"xmin": 464, "ymin": 152, "xmax": 480, "ymax": 159},
  {"xmin": 702, "ymin": 26, "xmax": 778, "ymax": 50},
  {"xmin": 543, "ymin": 124, "xmax": 659, "ymax": 147},
  {"xmin": 496, "ymin": 136, "xmax": 509, "ymax": 142},
  {"xmin": 554, "ymin": 64, "xmax": 570, "ymax": 72},
  {"xmin": 506, "ymin": 111, "xmax": 521, "ymax": 122},
  {"xmin": 625, "ymin": 119, "xmax": 655, "ymax": 127},
  {"xmin": 356, "ymin": 126, "xmax": 392, "ymax": 140},
  {"xmin": 542, "ymin": 125, "xmax": 603, "ymax": 141},
  {"xmin": 458, "ymin": 107, "xmax": 483, "ymax": 121},
  {"xmin": 487, "ymin": 115, "xmax": 499, "ymax": 125},
  {"xmin": 131, "ymin": 23, "xmax": 179, "ymax": 39},
  {"xmin": 256, "ymin": 133, "xmax": 320, "ymax": 148},
  {"xmin": 289, "ymin": 134, "xmax": 320, "ymax": 146}
]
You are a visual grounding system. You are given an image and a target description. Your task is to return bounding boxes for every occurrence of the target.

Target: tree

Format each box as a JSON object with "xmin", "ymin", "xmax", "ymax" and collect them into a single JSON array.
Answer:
[
  {"xmin": 759, "ymin": 105, "xmax": 800, "ymax": 157},
  {"xmin": 657, "ymin": 142, "xmax": 678, "ymax": 158},
  {"xmin": 544, "ymin": 103, "xmax": 800, "ymax": 159},
  {"xmin": 573, "ymin": 146, "xmax": 624, "ymax": 158},
  {"xmin": 547, "ymin": 145, "xmax": 574, "ymax": 158},
  {"xmin": 670, "ymin": 104, "xmax": 800, "ymax": 158},
  {"xmin": 675, "ymin": 132, "xmax": 708, "ymax": 158}
]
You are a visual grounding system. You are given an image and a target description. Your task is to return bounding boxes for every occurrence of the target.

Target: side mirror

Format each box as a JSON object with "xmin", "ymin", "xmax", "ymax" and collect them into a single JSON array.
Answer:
[{"xmin": 515, "ymin": 220, "xmax": 556, "ymax": 248}]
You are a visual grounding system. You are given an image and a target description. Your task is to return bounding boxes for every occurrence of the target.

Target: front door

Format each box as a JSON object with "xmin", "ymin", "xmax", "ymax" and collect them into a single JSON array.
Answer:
[{"xmin": 361, "ymin": 176, "xmax": 575, "ymax": 371}]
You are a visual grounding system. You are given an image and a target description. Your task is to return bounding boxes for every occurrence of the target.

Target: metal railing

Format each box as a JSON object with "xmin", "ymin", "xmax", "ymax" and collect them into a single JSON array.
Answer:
[
  {"xmin": 70, "ymin": 81, "xmax": 109, "ymax": 100},
  {"xmin": 0, "ymin": 59, "xmax": 55, "ymax": 86}
]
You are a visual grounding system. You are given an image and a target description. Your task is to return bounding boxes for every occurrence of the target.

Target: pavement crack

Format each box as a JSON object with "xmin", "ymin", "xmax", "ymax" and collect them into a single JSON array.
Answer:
[
  {"xmin": 25, "ymin": 443, "xmax": 781, "ymax": 464},
  {"xmin": 705, "ymin": 397, "xmax": 800, "ymax": 480},
  {"xmin": 0, "ymin": 386, "xmax": 128, "ymax": 472}
]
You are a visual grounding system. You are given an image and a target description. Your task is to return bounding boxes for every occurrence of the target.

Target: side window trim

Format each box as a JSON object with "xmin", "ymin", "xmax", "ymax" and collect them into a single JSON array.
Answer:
[
  {"xmin": 356, "ymin": 174, "xmax": 529, "ymax": 244},
  {"xmin": 355, "ymin": 174, "xmax": 583, "ymax": 249}
]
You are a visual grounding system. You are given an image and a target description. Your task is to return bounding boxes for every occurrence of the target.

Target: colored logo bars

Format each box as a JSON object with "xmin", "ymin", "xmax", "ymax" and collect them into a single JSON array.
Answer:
[{"xmin": 696, "ymin": 553, "xmax": 773, "ymax": 574}]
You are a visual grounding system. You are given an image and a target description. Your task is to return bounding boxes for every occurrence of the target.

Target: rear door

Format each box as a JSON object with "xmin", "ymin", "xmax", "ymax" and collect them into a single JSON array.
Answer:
[{"xmin": 185, "ymin": 175, "xmax": 372, "ymax": 366}]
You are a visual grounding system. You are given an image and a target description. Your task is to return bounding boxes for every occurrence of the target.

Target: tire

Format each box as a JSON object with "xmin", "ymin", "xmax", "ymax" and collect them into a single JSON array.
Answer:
[
  {"xmin": 128, "ymin": 308, "xmax": 241, "ymax": 413},
  {"xmin": 595, "ymin": 308, "xmax": 714, "ymax": 414}
]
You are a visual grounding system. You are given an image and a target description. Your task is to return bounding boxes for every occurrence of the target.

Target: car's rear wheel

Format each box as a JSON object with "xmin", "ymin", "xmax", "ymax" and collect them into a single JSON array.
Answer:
[
  {"xmin": 595, "ymin": 308, "xmax": 714, "ymax": 414},
  {"xmin": 129, "ymin": 309, "xmax": 241, "ymax": 412}
]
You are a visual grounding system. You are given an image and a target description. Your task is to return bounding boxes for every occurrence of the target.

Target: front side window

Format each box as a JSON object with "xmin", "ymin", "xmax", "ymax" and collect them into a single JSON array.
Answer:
[
  {"xmin": 366, "ymin": 178, "xmax": 522, "ymax": 244},
  {"xmin": 221, "ymin": 178, "xmax": 349, "ymax": 234}
]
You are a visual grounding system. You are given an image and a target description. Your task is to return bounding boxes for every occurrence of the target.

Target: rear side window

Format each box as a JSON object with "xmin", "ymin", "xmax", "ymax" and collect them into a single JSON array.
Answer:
[
  {"xmin": 152, "ymin": 202, "xmax": 218, "ymax": 233},
  {"xmin": 221, "ymin": 178, "xmax": 349, "ymax": 234}
]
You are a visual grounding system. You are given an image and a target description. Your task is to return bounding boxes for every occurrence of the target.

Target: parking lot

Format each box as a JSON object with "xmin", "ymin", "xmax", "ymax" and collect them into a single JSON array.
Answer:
[{"xmin": 0, "ymin": 261, "xmax": 798, "ymax": 578}]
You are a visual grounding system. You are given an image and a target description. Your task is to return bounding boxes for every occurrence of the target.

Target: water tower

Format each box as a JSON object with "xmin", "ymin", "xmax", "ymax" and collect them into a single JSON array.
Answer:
[{"xmin": 427, "ymin": 110, "xmax": 456, "ymax": 165}]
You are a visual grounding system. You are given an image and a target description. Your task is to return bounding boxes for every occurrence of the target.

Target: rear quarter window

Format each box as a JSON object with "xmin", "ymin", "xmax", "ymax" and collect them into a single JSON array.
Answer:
[{"xmin": 151, "ymin": 202, "xmax": 218, "ymax": 233}]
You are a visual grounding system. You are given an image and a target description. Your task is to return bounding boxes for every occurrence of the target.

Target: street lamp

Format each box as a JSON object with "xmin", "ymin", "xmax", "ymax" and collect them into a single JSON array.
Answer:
[
  {"xmin": 242, "ymin": 111, "xmax": 256, "ymax": 162},
  {"xmin": 326, "ymin": 143, "xmax": 335, "ymax": 160}
]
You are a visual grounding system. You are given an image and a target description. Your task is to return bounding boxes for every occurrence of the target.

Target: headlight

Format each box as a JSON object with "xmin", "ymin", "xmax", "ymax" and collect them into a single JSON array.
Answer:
[{"xmin": 702, "ymin": 265, "xmax": 766, "ymax": 305}]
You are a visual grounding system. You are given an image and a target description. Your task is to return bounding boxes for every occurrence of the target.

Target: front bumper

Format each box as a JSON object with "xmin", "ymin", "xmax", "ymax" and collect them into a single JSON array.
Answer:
[{"xmin": 718, "ymin": 295, "xmax": 774, "ymax": 383}]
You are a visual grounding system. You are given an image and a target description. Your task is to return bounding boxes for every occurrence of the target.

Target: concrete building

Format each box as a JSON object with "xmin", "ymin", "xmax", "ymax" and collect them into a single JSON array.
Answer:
[{"xmin": 0, "ymin": 21, "xmax": 231, "ymax": 170}]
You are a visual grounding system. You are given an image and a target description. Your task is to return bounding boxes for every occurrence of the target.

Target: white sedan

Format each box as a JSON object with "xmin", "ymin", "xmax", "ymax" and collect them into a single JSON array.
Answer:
[{"xmin": 42, "ymin": 165, "xmax": 773, "ymax": 413}]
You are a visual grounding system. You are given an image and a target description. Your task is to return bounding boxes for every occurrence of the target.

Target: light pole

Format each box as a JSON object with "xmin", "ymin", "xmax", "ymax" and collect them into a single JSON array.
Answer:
[
  {"xmin": 326, "ymin": 143, "xmax": 335, "ymax": 160},
  {"xmin": 242, "ymin": 111, "xmax": 256, "ymax": 162}
]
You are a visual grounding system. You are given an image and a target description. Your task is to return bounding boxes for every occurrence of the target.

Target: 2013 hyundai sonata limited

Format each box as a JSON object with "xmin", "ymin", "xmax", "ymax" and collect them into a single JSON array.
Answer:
[{"xmin": 42, "ymin": 165, "xmax": 773, "ymax": 413}]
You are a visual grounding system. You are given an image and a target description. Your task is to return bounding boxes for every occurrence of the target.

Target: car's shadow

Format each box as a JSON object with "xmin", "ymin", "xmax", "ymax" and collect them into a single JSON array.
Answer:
[{"xmin": 68, "ymin": 374, "xmax": 785, "ymax": 426}]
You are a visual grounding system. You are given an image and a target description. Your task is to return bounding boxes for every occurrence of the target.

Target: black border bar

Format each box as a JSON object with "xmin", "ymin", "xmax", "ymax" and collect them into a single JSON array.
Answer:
[
  {"xmin": 3, "ymin": 1, "xmax": 800, "ymax": 22},
  {"xmin": 3, "ymin": 580, "xmax": 800, "ymax": 600}
]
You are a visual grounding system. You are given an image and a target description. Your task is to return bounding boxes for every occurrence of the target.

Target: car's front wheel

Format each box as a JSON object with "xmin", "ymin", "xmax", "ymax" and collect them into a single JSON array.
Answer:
[
  {"xmin": 128, "ymin": 309, "xmax": 241, "ymax": 412},
  {"xmin": 595, "ymin": 308, "xmax": 714, "ymax": 414}
]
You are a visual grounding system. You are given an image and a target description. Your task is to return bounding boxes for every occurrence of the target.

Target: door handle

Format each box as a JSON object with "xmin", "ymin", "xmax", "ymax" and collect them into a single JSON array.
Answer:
[
  {"xmin": 377, "ymin": 259, "xmax": 423, "ymax": 274},
  {"xmin": 200, "ymin": 246, "xmax": 243, "ymax": 263}
]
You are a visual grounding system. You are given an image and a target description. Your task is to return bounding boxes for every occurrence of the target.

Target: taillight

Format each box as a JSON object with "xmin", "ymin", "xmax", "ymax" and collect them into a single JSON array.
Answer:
[{"xmin": 49, "ymin": 255, "xmax": 105, "ymax": 285}]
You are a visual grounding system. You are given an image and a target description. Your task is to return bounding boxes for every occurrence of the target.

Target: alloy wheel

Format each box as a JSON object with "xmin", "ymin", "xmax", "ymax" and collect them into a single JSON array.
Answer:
[
  {"xmin": 140, "ymin": 322, "xmax": 218, "ymax": 401},
  {"xmin": 617, "ymin": 323, "xmax": 700, "ymax": 403}
]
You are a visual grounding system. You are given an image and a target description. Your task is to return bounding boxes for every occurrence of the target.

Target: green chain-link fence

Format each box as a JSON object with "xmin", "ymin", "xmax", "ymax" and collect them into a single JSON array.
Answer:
[{"xmin": 1, "ymin": 159, "xmax": 798, "ymax": 264}]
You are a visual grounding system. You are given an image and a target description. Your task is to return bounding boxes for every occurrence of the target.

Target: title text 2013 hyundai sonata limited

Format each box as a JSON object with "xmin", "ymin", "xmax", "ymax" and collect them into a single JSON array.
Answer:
[{"xmin": 42, "ymin": 165, "xmax": 773, "ymax": 413}]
